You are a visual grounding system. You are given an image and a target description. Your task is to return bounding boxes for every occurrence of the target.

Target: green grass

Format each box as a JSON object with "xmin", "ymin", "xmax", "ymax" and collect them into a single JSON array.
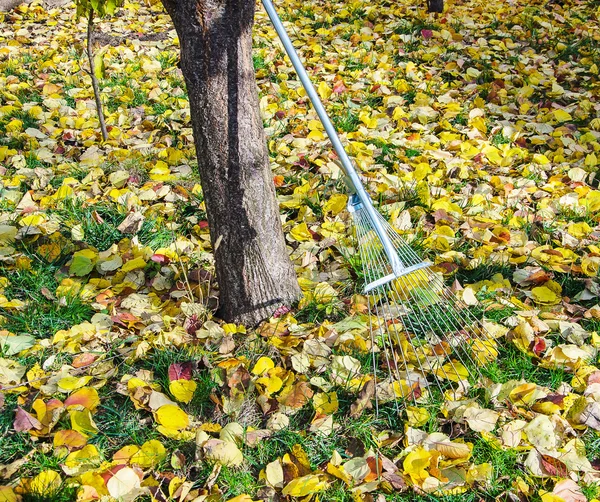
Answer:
[
  {"xmin": 22, "ymin": 488, "xmax": 78, "ymax": 502},
  {"xmin": 91, "ymin": 392, "xmax": 158, "ymax": 453},
  {"xmin": 0, "ymin": 261, "xmax": 93, "ymax": 339},
  {"xmin": 54, "ymin": 199, "xmax": 124, "ymax": 252},
  {"xmin": 295, "ymin": 297, "xmax": 346, "ymax": 324},
  {"xmin": 54, "ymin": 199, "xmax": 174, "ymax": 252},
  {"xmin": 0, "ymin": 109, "xmax": 38, "ymax": 135},
  {"xmin": 137, "ymin": 218, "xmax": 175, "ymax": 249},
  {"xmin": 333, "ymin": 110, "xmax": 360, "ymax": 133},
  {"xmin": 0, "ymin": 394, "xmax": 33, "ymax": 465},
  {"xmin": 482, "ymin": 343, "xmax": 570, "ymax": 389}
]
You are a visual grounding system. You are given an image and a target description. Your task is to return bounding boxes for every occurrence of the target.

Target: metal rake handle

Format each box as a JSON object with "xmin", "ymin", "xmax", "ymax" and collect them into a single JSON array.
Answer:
[{"xmin": 261, "ymin": 0, "xmax": 407, "ymax": 277}]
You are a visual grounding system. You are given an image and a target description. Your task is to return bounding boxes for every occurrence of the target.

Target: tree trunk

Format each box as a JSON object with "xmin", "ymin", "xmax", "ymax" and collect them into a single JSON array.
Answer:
[
  {"xmin": 160, "ymin": 0, "xmax": 301, "ymax": 325},
  {"xmin": 87, "ymin": 11, "xmax": 108, "ymax": 142},
  {"xmin": 427, "ymin": 0, "xmax": 444, "ymax": 13}
]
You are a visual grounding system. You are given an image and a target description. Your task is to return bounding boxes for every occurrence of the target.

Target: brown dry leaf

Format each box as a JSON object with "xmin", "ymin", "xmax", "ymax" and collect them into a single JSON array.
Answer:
[
  {"xmin": 350, "ymin": 379, "xmax": 375, "ymax": 418},
  {"xmin": 278, "ymin": 381, "xmax": 314, "ymax": 409}
]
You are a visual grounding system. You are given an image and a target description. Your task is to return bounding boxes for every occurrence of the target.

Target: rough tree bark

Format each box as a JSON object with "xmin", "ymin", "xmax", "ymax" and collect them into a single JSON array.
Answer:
[
  {"xmin": 160, "ymin": 0, "xmax": 301, "ymax": 325},
  {"xmin": 427, "ymin": 0, "xmax": 444, "ymax": 13}
]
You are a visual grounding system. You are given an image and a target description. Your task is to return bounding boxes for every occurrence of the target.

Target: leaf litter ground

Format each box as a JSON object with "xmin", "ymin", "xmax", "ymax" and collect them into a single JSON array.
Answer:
[{"xmin": 0, "ymin": 0, "xmax": 600, "ymax": 500}]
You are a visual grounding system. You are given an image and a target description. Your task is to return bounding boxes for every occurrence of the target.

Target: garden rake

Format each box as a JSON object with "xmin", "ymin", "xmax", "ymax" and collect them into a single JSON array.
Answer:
[{"xmin": 262, "ymin": 0, "xmax": 500, "ymax": 406}]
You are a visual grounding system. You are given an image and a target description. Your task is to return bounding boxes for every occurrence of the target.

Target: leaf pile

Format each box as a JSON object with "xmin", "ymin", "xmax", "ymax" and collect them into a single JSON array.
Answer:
[{"xmin": 0, "ymin": 0, "xmax": 600, "ymax": 500}]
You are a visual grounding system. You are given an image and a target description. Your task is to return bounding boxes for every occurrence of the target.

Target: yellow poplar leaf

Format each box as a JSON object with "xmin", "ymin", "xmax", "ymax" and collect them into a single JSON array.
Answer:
[
  {"xmin": 403, "ymin": 447, "xmax": 432, "ymax": 485},
  {"xmin": 70, "ymin": 409, "xmax": 99, "ymax": 437},
  {"xmin": 29, "ymin": 470, "xmax": 61, "ymax": 493},
  {"xmin": 57, "ymin": 376, "xmax": 93, "ymax": 393},
  {"xmin": 0, "ymin": 486, "xmax": 17, "ymax": 502},
  {"xmin": 435, "ymin": 361, "xmax": 469, "ymax": 382},
  {"xmin": 227, "ymin": 496, "xmax": 257, "ymax": 502},
  {"xmin": 113, "ymin": 445, "xmax": 140, "ymax": 463},
  {"xmin": 149, "ymin": 161, "xmax": 174, "ymax": 181},
  {"xmin": 256, "ymin": 374, "xmax": 283, "ymax": 395},
  {"xmin": 414, "ymin": 163, "xmax": 431, "ymax": 181},
  {"xmin": 432, "ymin": 440, "xmax": 471, "ymax": 460},
  {"xmin": 317, "ymin": 81, "xmax": 332, "ymax": 100},
  {"xmin": 20, "ymin": 214, "xmax": 46, "ymax": 227},
  {"xmin": 585, "ymin": 191, "xmax": 600, "ymax": 212},
  {"xmin": 532, "ymin": 153, "xmax": 550, "ymax": 165},
  {"xmin": 251, "ymin": 356, "xmax": 275, "ymax": 376},
  {"xmin": 482, "ymin": 145, "xmax": 502, "ymax": 165},
  {"xmin": 313, "ymin": 392, "xmax": 339, "ymax": 415},
  {"xmin": 69, "ymin": 249, "xmax": 98, "ymax": 277},
  {"xmin": 282, "ymin": 474, "xmax": 328, "ymax": 497},
  {"xmin": 203, "ymin": 439, "xmax": 244, "ymax": 467},
  {"xmin": 567, "ymin": 222, "xmax": 592, "ymax": 238},
  {"xmin": 531, "ymin": 286, "xmax": 560, "ymax": 305},
  {"xmin": 169, "ymin": 379, "xmax": 197, "ymax": 404},
  {"xmin": 553, "ymin": 109, "xmax": 572, "ymax": 122},
  {"xmin": 64, "ymin": 444, "xmax": 100, "ymax": 469},
  {"xmin": 155, "ymin": 404, "xmax": 189, "ymax": 430},
  {"xmin": 406, "ymin": 406, "xmax": 430, "ymax": 427},
  {"xmin": 323, "ymin": 194, "xmax": 347, "ymax": 215},
  {"xmin": 53, "ymin": 185, "xmax": 73, "ymax": 201},
  {"xmin": 5, "ymin": 119, "xmax": 23, "ymax": 133},
  {"xmin": 289, "ymin": 222, "xmax": 312, "ymax": 242},
  {"xmin": 265, "ymin": 459, "xmax": 285, "ymax": 488},
  {"xmin": 121, "ymin": 256, "xmax": 147, "ymax": 273},
  {"xmin": 307, "ymin": 129, "xmax": 325, "ymax": 141},
  {"xmin": 581, "ymin": 257, "xmax": 600, "ymax": 277},
  {"xmin": 106, "ymin": 467, "xmax": 142, "ymax": 500},
  {"xmin": 53, "ymin": 429, "xmax": 88, "ymax": 450},
  {"xmin": 130, "ymin": 439, "xmax": 167, "ymax": 468}
]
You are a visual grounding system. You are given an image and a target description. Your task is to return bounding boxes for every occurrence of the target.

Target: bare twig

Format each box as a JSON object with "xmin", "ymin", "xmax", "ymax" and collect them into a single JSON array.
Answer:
[{"xmin": 87, "ymin": 10, "xmax": 108, "ymax": 142}]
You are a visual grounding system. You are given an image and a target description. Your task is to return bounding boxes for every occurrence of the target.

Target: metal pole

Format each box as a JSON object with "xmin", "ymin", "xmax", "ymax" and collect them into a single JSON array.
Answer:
[{"xmin": 260, "ymin": 0, "xmax": 406, "ymax": 275}]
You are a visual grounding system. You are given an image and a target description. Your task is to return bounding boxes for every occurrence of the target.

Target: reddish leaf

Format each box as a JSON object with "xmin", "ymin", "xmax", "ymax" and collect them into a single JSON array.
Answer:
[
  {"xmin": 541, "ymin": 454, "xmax": 568, "ymax": 477},
  {"xmin": 168, "ymin": 362, "xmax": 193, "ymax": 381},
  {"xmin": 272, "ymin": 305, "xmax": 291, "ymax": 318},
  {"xmin": 151, "ymin": 254, "xmax": 170, "ymax": 264},
  {"xmin": 278, "ymin": 381, "xmax": 314, "ymax": 409},
  {"xmin": 72, "ymin": 353, "xmax": 98, "ymax": 369},
  {"xmin": 14, "ymin": 407, "xmax": 43, "ymax": 432}
]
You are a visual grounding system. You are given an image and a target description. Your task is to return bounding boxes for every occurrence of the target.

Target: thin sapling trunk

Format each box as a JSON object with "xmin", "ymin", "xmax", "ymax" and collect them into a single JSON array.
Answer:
[{"xmin": 86, "ymin": 10, "xmax": 108, "ymax": 142}]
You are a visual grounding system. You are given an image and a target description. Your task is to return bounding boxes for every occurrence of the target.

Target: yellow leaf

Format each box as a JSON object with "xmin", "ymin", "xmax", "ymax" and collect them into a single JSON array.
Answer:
[
  {"xmin": 57, "ymin": 375, "xmax": 92, "ymax": 393},
  {"xmin": 70, "ymin": 409, "xmax": 99, "ymax": 437},
  {"xmin": 149, "ymin": 161, "xmax": 174, "ymax": 181},
  {"xmin": 63, "ymin": 444, "xmax": 100, "ymax": 471},
  {"xmin": 28, "ymin": 470, "xmax": 61, "ymax": 494},
  {"xmin": 313, "ymin": 392, "xmax": 339, "ymax": 415},
  {"xmin": 435, "ymin": 361, "xmax": 469, "ymax": 382},
  {"xmin": 121, "ymin": 256, "xmax": 147, "ymax": 273},
  {"xmin": 289, "ymin": 222, "xmax": 312, "ymax": 242},
  {"xmin": 552, "ymin": 109, "xmax": 572, "ymax": 122},
  {"xmin": 531, "ymin": 286, "xmax": 561, "ymax": 305},
  {"xmin": 203, "ymin": 439, "xmax": 244, "ymax": 467},
  {"xmin": 0, "ymin": 486, "xmax": 17, "ymax": 502},
  {"xmin": 155, "ymin": 404, "xmax": 189, "ymax": 430},
  {"xmin": 406, "ymin": 406, "xmax": 430, "ymax": 427},
  {"xmin": 403, "ymin": 447, "xmax": 433, "ymax": 485},
  {"xmin": 130, "ymin": 439, "xmax": 167, "ymax": 468},
  {"xmin": 323, "ymin": 194, "xmax": 347, "ymax": 215},
  {"xmin": 567, "ymin": 222, "xmax": 592, "ymax": 239},
  {"xmin": 532, "ymin": 153, "xmax": 550, "ymax": 165},
  {"xmin": 251, "ymin": 356, "xmax": 274, "ymax": 376},
  {"xmin": 169, "ymin": 379, "xmax": 197, "ymax": 404},
  {"xmin": 256, "ymin": 374, "xmax": 283, "ymax": 395},
  {"xmin": 282, "ymin": 474, "xmax": 328, "ymax": 497},
  {"xmin": 317, "ymin": 81, "xmax": 332, "ymax": 100}
]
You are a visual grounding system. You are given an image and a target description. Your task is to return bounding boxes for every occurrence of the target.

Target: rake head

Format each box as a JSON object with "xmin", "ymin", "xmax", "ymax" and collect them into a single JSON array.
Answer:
[{"xmin": 348, "ymin": 196, "xmax": 501, "ymax": 407}]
